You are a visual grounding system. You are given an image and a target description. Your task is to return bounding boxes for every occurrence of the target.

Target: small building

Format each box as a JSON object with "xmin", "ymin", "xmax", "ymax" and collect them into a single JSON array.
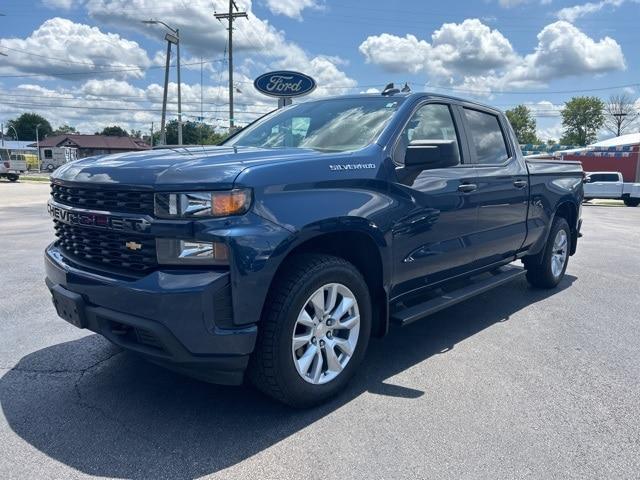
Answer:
[{"xmin": 30, "ymin": 134, "xmax": 150, "ymax": 161}]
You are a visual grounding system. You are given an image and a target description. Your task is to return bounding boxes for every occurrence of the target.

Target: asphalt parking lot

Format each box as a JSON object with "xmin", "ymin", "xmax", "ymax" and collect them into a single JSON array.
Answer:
[{"xmin": 1, "ymin": 181, "xmax": 639, "ymax": 480}]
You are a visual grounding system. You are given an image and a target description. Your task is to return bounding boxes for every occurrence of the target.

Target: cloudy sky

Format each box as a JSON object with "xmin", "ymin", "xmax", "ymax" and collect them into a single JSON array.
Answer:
[{"xmin": 0, "ymin": 0, "xmax": 638, "ymax": 140}]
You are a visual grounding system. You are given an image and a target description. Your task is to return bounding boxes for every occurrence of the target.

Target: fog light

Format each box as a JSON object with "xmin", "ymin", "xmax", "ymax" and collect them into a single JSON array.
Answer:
[{"xmin": 156, "ymin": 239, "xmax": 229, "ymax": 265}]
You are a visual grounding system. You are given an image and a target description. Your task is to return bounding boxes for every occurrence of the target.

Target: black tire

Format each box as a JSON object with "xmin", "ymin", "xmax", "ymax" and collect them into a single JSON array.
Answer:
[
  {"xmin": 623, "ymin": 197, "xmax": 640, "ymax": 207},
  {"xmin": 248, "ymin": 254, "xmax": 372, "ymax": 407},
  {"xmin": 7, "ymin": 174, "xmax": 19, "ymax": 182},
  {"xmin": 524, "ymin": 216, "xmax": 571, "ymax": 289},
  {"xmin": 46, "ymin": 164, "xmax": 55, "ymax": 172}
]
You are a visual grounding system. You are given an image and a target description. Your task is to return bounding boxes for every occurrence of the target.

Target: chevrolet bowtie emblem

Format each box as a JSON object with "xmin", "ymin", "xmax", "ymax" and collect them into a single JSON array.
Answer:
[{"xmin": 125, "ymin": 241, "xmax": 143, "ymax": 251}]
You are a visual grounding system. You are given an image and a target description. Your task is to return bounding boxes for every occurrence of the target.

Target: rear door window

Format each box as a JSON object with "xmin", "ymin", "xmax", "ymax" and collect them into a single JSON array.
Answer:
[
  {"xmin": 589, "ymin": 174, "xmax": 619, "ymax": 182},
  {"xmin": 463, "ymin": 108, "xmax": 510, "ymax": 165}
]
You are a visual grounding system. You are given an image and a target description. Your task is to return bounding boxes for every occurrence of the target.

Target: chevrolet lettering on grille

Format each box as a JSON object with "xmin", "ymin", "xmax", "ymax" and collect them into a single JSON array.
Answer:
[{"xmin": 47, "ymin": 201, "xmax": 151, "ymax": 233}]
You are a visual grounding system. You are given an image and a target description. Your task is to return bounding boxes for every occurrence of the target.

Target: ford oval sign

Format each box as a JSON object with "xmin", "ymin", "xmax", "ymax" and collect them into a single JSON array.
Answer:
[{"xmin": 254, "ymin": 71, "xmax": 317, "ymax": 98}]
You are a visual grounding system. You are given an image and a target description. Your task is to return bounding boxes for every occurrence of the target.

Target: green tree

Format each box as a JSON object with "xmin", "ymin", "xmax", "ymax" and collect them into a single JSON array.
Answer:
[
  {"xmin": 153, "ymin": 120, "xmax": 228, "ymax": 146},
  {"xmin": 52, "ymin": 124, "xmax": 77, "ymax": 136},
  {"xmin": 98, "ymin": 125, "xmax": 129, "ymax": 137},
  {"xmin": 559, "ymin": 96, "xmax": 605, "ymax": 146},
  {"xmin": 5, "ymin": 113, "xmax": 53, "ymax": 141},
  {"xmin": 505, "ymin": 105, "xmax": 540, "ymax": 144}
]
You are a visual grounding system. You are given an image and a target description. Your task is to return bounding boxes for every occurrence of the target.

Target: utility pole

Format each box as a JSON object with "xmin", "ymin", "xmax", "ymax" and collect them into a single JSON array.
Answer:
[
  {"xmin": 35, "ymin": 123, "xmax": 41, "ymax": 173},
  {"xmin": 150, "ymin": 122, "xmax": 154, "ymax": 148},
  {"xmin": 215, "ymin": 0, "xmax": 247, "ymax": 133}
]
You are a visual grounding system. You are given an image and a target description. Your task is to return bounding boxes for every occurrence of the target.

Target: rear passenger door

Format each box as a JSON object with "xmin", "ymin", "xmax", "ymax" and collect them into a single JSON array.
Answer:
[{"xmin": 459, "ymin": 106, "xmax": 529, "ymax": 269}]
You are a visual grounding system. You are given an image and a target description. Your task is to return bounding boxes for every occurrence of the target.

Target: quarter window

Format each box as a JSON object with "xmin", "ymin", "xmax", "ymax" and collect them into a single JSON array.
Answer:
[
  {"xmin": 395, "ymin": 104, "xmax": 461, "ymax": 165},
  {"xmin": 464, "ymin": 109, "xmax": 510, "ymax": 164}
]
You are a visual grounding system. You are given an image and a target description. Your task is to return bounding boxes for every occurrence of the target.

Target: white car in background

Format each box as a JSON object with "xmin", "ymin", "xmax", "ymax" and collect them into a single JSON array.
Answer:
[{"xmin": 584, "ymin": 171, "xmax": 640, "ymax": 207}]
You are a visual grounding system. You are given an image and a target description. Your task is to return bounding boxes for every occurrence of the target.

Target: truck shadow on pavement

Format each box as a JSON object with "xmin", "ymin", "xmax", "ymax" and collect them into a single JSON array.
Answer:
[{"xmin": 0, "ymin": 275, "xmax": 575, "ymax": 479}]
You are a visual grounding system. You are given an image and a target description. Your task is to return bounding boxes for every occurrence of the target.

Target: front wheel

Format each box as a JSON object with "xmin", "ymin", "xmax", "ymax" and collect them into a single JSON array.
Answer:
[
  {"xmin": 524, "ymin": 217, "xmax": 571, "ymax": 289},
  {"xmin": 248, "ymin": 254, "xmax": 371, "ymax": 407},
  {"xmin": 7, "ymin": 174, "xmax": 19, "ymax": 182},
  {"xmin": 623, "ymin": 197, "xmax": 640, "ymax": 207}
]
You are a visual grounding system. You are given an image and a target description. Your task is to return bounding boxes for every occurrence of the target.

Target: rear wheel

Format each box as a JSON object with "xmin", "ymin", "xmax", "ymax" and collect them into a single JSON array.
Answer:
[
  {"xmin": 623, "ymin": 197, "xmax": 640, "ymax": 207},
  {"xmin": 524, "ymin": 217, "xmax": 571, "ymax": 289},
  {"xmin": 248, "ymin": 254, "xmax": 371, "ymax": 407},
  {"xmin": 7, "ymin": 174, "xmax": 19, "ymax": 182}
]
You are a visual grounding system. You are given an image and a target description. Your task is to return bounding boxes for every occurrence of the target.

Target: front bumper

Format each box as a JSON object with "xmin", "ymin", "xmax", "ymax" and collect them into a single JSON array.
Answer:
[{"xmin": 45, "ymin": 244, "xmax": 257, "ymax": 385}]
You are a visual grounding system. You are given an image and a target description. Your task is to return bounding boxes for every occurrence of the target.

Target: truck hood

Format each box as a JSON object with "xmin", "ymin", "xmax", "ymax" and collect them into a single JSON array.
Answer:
[{"xmin": 52, "ymin": 146, "xmax": 332, "ymax": 189}]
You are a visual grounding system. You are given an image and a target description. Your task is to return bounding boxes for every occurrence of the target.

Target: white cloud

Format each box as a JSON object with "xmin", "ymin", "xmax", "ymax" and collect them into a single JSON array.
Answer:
[
  {"xmin": 85, "ymin": 0, "xmax": 356, "ymax": 93},
  {"xmin": 360, "ymin": 19, "xmax": 517, "ymax": 79},
  {"xmin": 510, "ymin": 21, "xmax": 625, "ymax": 84},
  {"xmin": 263, "ymin": 0, "xmax": 323, "ymax": 19},
  {"xmin": 41, "ymin": 0, "xmax": 80, "ymax": 8},
  {"xmin": 0, "ymin": 17, "xmax": 150, "ymax": 80},
  {"xmin": 86, "ymin": 0, "xmax": 282, "ymax": 56},
  {"xmin": 556, "ymin": 0, "xmax": 634, "ymax": 22},
  {"xmin": 80, "ymin": 78, "xmax": 144, "ymax": 98},
  {"xmin": 359, "ymin": 19, "xmax": 625, "ymax": 96},
  {"xmin": 0, "ymin": 77, "xmax": 280, "ymax": 134},
  {"xmin": 359, "ymin": 34, "xmax": 430, "ymax": 74}
]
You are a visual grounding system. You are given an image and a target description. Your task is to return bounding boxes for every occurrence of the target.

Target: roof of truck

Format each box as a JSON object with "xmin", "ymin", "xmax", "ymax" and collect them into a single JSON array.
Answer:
[{"xmin": 300, "ymin": 91, "xmax": 503, "ymax": 114}]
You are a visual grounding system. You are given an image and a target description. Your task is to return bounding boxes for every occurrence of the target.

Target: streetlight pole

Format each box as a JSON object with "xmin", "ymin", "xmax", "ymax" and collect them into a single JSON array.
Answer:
[
  {"xmin": 160, "ymin": 38, "xmax": 172, "ymax": 145},
  {"xmin": 176, "ymin": 28, "xmax": 182, "ymax": 146},
  {"xmin": 142, "ymin": 20, "xmax": 182, "ymax": 145}
]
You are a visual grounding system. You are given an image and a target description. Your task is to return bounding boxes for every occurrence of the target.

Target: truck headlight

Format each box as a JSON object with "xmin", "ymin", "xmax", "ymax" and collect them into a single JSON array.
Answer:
[
  {"xmin": 155, "ymin": 189, "xmax": 252, "ymax": 218},
  {"xmin": 156, "ymin": 239, "xmax": 229, "ymax": 265}
]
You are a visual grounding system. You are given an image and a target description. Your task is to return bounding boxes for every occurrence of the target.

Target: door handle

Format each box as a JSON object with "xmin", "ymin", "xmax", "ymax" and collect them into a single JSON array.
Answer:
[
  {"xmin": 513, "ymin": 180, "xmax": 528, "ymax": 189},
  {"xmin": 458, "ymin": 183, "xmax": 478, "ymax": 193}
]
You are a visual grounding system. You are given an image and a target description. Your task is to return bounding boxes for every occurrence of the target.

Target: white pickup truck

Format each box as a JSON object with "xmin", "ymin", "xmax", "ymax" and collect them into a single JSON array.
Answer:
[
  {"xmin": 584, "ymin": 171, "xmax": 640, "ymax": 207},
  {"xmin": 0, "ymin": 152, "xmax": 27, "ymax": 182}
]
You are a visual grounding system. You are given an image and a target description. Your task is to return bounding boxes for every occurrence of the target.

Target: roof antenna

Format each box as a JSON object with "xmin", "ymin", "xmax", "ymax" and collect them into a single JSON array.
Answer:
[
  {"xmin": 381, "ymin": 83, "xmax": 400, "ymax": 96},
  {"xmin": 401, "ymin": 82, "xmax": 411, "ymax": 93}
]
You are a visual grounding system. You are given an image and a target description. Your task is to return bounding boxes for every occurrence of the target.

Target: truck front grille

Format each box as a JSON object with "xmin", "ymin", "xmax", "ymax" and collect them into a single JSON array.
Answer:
[
  {"xmin": 54, "ymin": 220, "xmax": 157, "ymax": 273},
  {"xmin": 51, "ymin": 183, "xmax": 154, "ymax": 215}
]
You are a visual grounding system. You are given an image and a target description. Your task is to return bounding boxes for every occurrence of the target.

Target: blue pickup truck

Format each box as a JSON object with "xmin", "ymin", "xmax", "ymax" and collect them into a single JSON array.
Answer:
[{"xmin": 45, "ymin": 92, "xmax": 583, "ymax": 407}]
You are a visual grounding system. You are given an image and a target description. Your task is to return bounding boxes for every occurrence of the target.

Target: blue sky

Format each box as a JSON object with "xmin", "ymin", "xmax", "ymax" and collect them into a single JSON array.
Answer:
[{"xmin": 0, "ymin": 0, "xmax": 638, "ymax": 140}]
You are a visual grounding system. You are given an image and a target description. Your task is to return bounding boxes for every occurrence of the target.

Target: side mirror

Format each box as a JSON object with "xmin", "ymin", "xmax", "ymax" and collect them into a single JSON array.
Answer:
[{"xmin": 405, "ymin": 140, "xmax": 459, "ymax": 169}]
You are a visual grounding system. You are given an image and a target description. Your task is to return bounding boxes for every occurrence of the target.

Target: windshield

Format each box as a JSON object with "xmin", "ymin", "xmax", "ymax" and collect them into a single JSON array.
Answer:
[{"xmin": 226, "ymin": 97, "xmax": 404, "ymax": 152}]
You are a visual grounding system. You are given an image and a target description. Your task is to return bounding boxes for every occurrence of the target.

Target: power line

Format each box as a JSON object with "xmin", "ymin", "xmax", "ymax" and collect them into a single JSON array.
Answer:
[
  {"xmin": 0, "ymin": 91, "xmax": 271, "ymax": 108},
  {"xmin": 0, "ymin": 57, "xmax": 226, "ymax": 78},
  {"xmin": 0, "ymin": 99, "xmax": 271, "ymax": 115},
  {"xmin": 414, "ymin": 82, "xmax": 640, "ymax": 95}
]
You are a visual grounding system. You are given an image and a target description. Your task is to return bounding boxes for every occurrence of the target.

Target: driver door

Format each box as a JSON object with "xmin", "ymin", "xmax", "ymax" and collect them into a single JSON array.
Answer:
[{"xmin": 390, "ymin": 102, "xmax": 479, "ymax": 298}]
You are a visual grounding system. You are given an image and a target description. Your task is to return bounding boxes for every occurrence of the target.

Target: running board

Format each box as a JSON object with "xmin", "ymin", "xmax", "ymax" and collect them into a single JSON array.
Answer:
[{"xmin": 391, "ymin": 265, "xmax": 526, "ymax": 327}]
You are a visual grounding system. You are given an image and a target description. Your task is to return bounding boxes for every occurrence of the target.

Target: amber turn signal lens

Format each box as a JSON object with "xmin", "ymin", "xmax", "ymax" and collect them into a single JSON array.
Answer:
[{"xmin": 212, "ymin": 190, "xmax": 251, "ymax": 217}]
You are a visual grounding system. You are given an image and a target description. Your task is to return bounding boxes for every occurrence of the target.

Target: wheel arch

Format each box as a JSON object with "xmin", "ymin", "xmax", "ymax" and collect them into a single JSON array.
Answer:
[
  {"xmin": 553, "ymin": 200, "xmax": 579, "ymax": 255},
  {"xmin": 267, "ymin": 221, "xmax": 391, "ymax": 338}
]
